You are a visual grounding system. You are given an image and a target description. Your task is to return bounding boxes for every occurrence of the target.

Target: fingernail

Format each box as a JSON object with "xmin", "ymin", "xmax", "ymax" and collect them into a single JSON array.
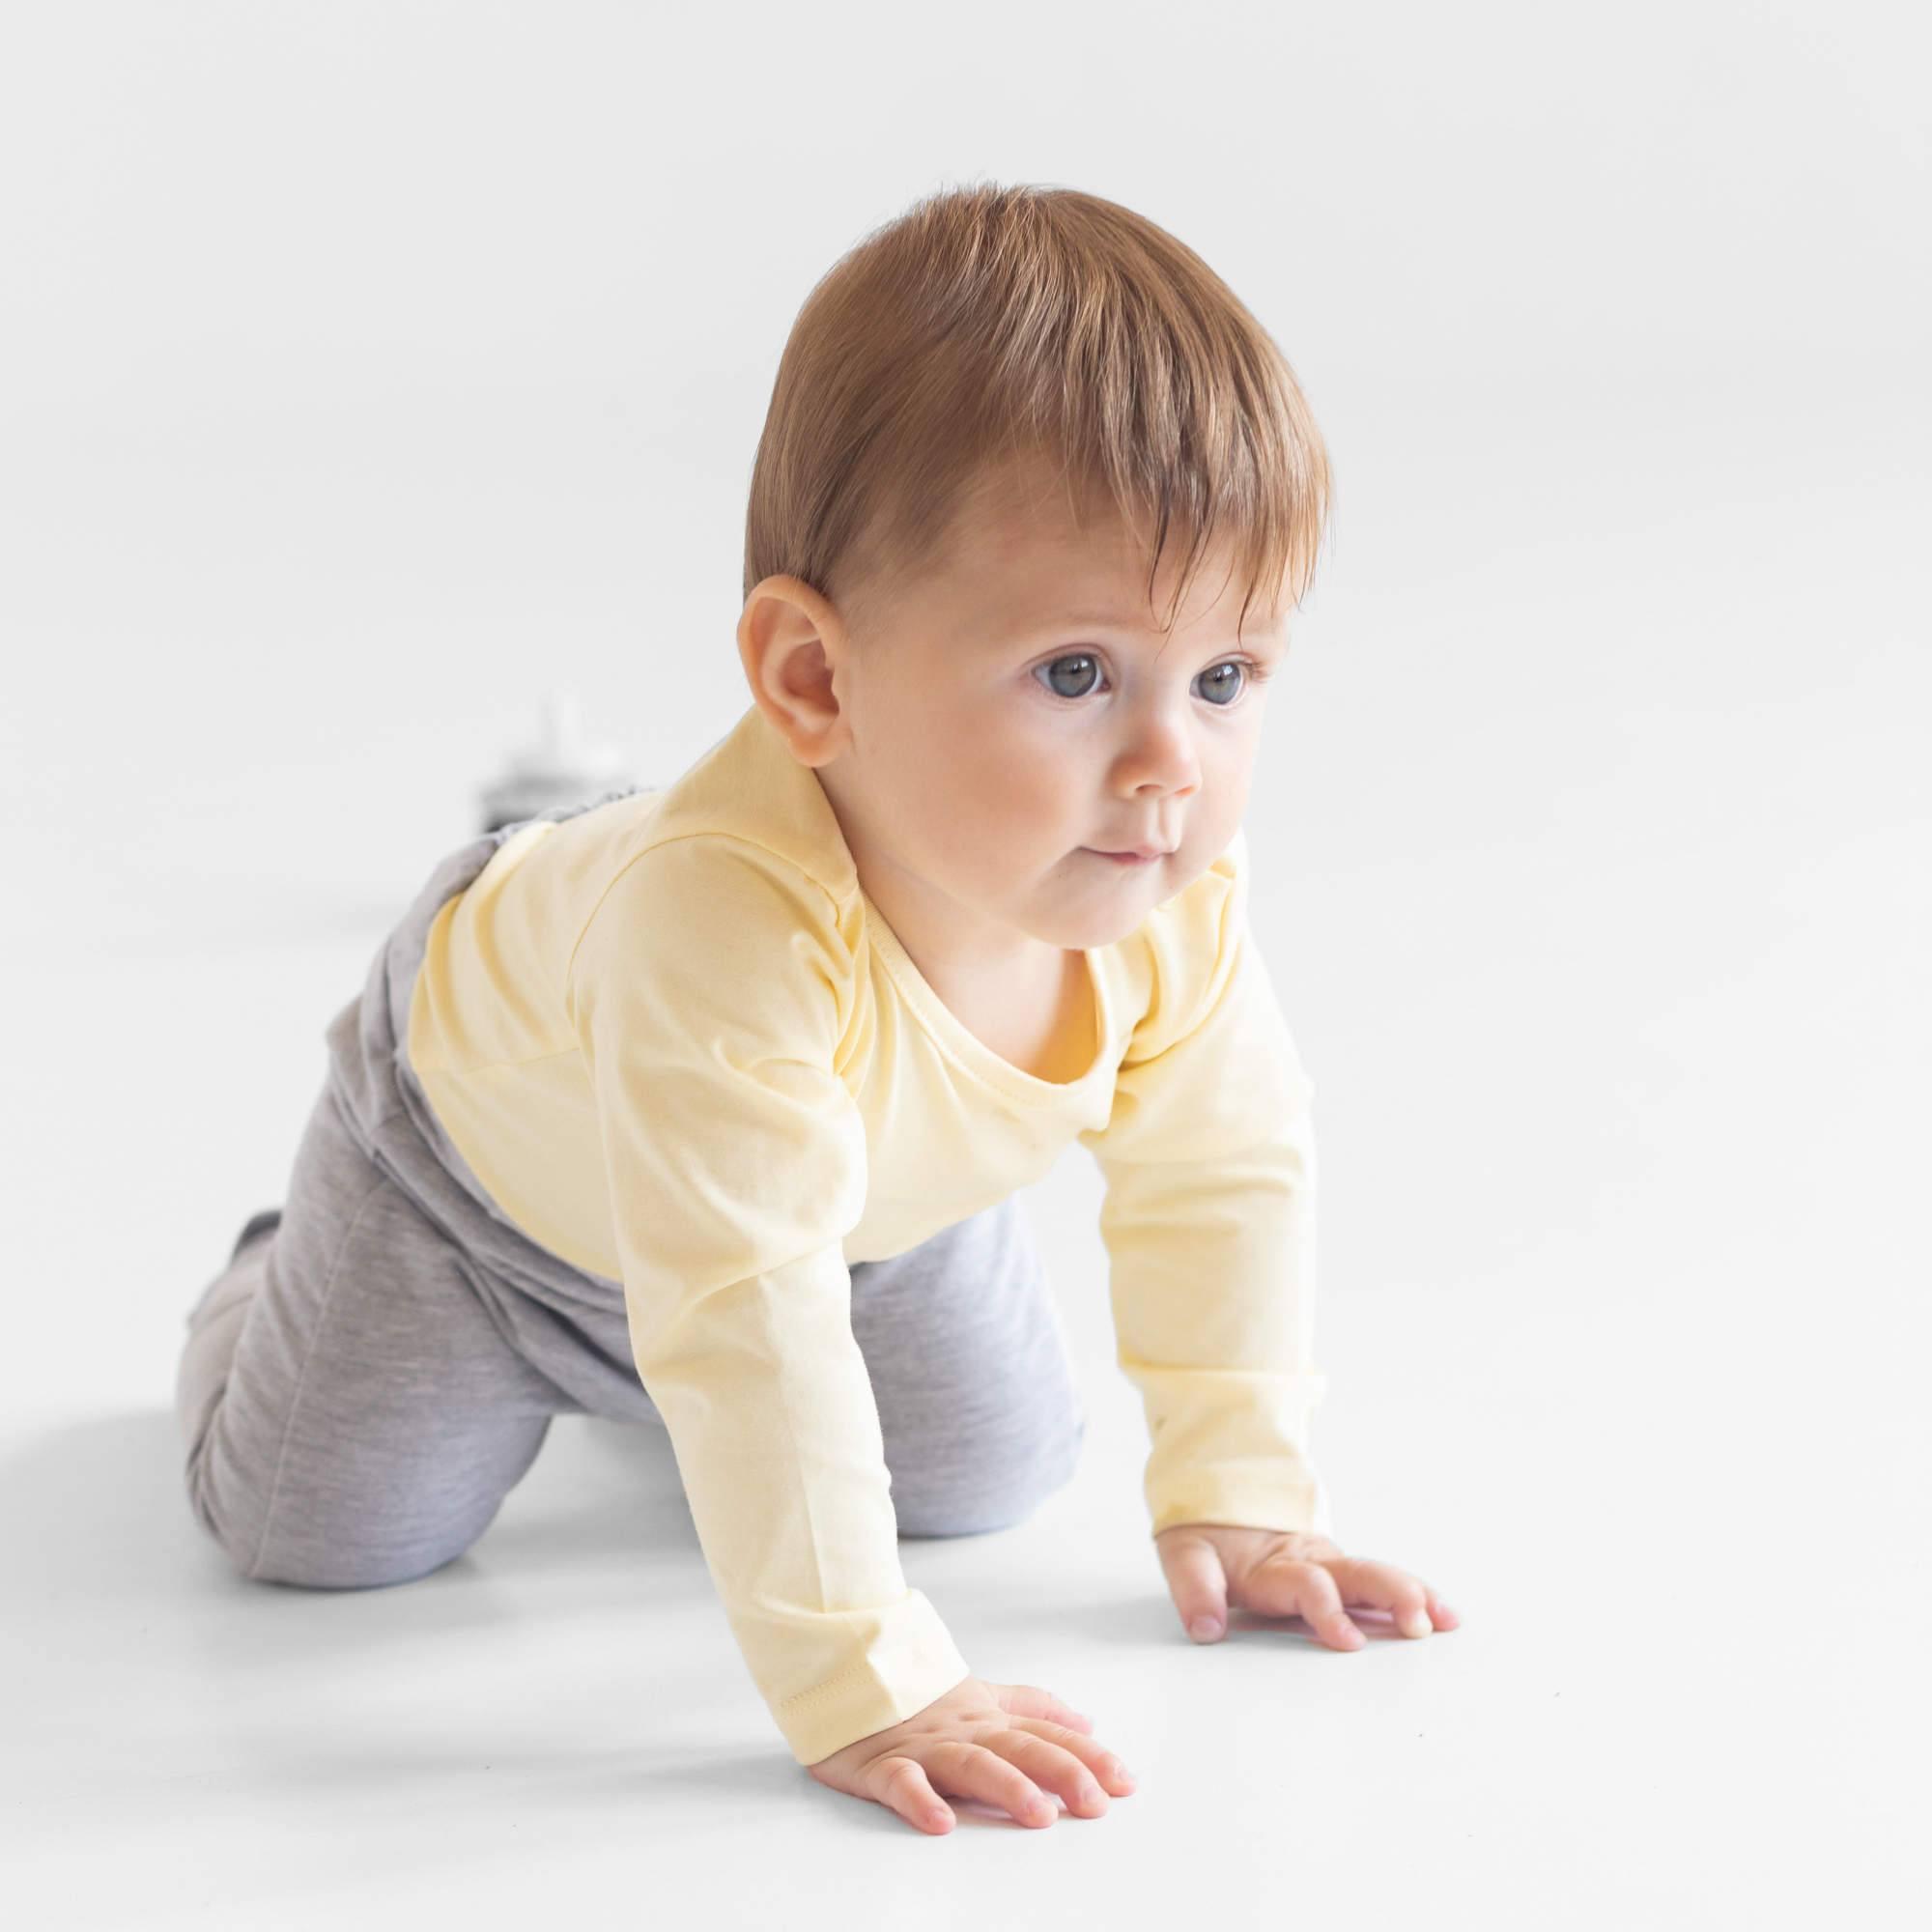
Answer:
[
  {"xmin": 1190, "ymin": 1616, "xmax": 1223, "ymax": 1642},
  {"xmin": 1400, "ymin": 1609, "xmax": 1432, "ymax": 1637}
]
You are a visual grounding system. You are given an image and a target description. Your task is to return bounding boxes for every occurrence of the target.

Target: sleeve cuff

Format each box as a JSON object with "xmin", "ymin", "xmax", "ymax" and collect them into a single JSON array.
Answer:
[
  {"xmin": 1137, "ymin": 1367, "xmax": 1332, "ymax": 1541},
  {"xmin": 1147, "ymin": 1462, "xmax": 1333, "ymax": 1542},
  {"xmin": 768, "ymin": 1588, "xmax": 974, "ymax": 1766}
]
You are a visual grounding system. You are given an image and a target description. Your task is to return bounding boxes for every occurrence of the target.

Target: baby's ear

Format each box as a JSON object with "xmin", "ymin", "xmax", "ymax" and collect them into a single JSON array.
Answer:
[{"xmin": 739, "ymin": 576, "xmax": 852, "ymax": 767}]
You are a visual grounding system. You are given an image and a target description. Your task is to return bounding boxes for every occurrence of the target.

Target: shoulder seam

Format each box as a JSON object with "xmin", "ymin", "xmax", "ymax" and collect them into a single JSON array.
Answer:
[{"xmin": 562, "ymin": 829, "xmax": 847, "ymax": 997}]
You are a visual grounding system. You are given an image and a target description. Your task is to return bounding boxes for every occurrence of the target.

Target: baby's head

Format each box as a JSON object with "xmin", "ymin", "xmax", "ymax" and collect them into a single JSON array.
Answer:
[{"xmin": 737, "ymin": 181, "xmax": 1332, "ymax": 961}]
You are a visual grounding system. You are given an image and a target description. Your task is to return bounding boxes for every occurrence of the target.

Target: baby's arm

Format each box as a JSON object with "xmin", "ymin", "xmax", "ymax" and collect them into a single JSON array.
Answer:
[
  {"xmin": 568, "ymin": 836, "xmax": 968, "ymax": 1766},
  {"xmin": 1079, "ymin": 830, "xmax": 1463, "ymax": 1651},
  {"xmin": 1076, "ymin": 827, "xmax": 1330, "ymax": 1543}
]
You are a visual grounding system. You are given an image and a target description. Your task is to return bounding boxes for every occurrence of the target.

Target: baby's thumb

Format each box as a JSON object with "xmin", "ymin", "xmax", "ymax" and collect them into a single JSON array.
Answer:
[{"xmin": 1159, "ymin": 1533, "xmax": 1230, "ymax": 1643}]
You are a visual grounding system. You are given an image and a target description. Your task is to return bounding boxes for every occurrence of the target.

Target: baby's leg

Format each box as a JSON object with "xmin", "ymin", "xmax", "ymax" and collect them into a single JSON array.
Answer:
[
  {"xmin": 176, "ymin": 1078, "xmax": 569, "ymax": 1589},
  {"xmin": 849, "ymin": 1196, "xmax": 1086, "ymax": 1538}
]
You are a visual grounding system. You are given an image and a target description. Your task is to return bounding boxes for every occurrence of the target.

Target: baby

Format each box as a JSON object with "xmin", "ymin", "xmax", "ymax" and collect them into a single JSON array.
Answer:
[{"xmin": 175, "ymin": 180, "xmax": 1459, "ymax": 1835}]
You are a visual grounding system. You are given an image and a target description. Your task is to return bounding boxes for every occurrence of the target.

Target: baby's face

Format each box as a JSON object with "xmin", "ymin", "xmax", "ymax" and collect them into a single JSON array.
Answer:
[{"xmin": 818, "ymin": 461, "xmax": 1289, "ymax": 961}]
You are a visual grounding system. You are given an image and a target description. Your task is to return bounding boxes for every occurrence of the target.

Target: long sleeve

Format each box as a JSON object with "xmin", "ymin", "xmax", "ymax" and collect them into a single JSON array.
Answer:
[
  {"xmin": 1076, "ymin": 829, "xmax": 1332, "ymax": 1541},
  {"xmin": 566, "ymin": 833, "xmax": 971, "ymax": 1764}
]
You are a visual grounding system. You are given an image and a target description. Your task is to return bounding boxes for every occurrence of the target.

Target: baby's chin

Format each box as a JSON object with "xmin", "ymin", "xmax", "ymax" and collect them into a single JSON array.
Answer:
[{"xmin": 1030, "ymin": 864, "xmax": 1184, "ymax": 948}]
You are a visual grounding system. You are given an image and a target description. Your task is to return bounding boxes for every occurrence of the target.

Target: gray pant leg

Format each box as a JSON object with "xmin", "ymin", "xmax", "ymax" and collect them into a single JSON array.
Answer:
[
  {"xmin": 176, "ymin": 1078, "xmax": 569, "ymax": 1589},
  {"xmin": 850, "ymin": 1194, "xmax": 1087, "ymax": 1538},
  {"xmin": 184, "ymin": 950, "xmax": 1084, "ymax": 1579}
]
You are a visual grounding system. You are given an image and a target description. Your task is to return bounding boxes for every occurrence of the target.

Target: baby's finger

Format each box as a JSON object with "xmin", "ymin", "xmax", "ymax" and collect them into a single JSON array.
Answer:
[
  {"xmin": 1008, "ymin": 1716, "xmax": 1139, "ymax": 1797},
  {"xmin": 996, "ymin": 1680, "xmax": 1094, "ymax": 1733},
  {"xmin": 1157, "ymin": 1532, "xmax": 1230, "ymax": 1643},
  {"xmin": 984, "ymin": 1729, "xmax": 1113, "ymax": 1818},
  {"xmin": 1328, "ymin": 1558, "xmax": 1443, "ymax": 1639},
  {"xmin": 871, "ymin": 1753, "xmax": 955, "ymax": 1834},
  {"xmin": 928, "ymin": 1739, "xmax": 1058, "ymax": 1829},
  {"xmin": 1235, "ymin": 1555, "xmax": 1363, "ymax": 1648}
]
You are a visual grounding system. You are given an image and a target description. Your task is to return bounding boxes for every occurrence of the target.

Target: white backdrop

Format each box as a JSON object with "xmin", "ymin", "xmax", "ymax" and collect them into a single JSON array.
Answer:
[{"xmin": 2, "ymin": 4, "xmax": 1926, "ymax": 1926}]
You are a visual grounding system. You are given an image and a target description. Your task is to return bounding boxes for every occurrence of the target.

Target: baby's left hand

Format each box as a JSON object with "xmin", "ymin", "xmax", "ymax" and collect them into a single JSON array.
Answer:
[{"xmin": 1154, "ymin": 1522, "xmax": 1461, "ymax": 1648}]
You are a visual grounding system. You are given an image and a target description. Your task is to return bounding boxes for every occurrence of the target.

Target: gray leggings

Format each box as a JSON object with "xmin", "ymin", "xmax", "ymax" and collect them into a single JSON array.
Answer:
[{"xmin": 173, "ymin": 800, "xmax": 1087, "ymax": 1591}]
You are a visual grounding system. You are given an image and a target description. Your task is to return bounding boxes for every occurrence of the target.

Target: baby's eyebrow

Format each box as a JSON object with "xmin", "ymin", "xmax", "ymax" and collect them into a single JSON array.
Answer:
[
  {"xmin": 1041, "ymin": 610, "xmax": 1157, "ymax": 631},
  {"xmin": 1017, "ymin": 613, "xmax": 1289, "ymax": 651}
]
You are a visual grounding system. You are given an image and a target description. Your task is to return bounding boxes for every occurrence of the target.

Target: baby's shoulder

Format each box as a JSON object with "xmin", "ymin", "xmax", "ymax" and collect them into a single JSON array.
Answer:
[{"xmin": 564, "ymin": 831, "xmax": 861, "ymax": 1033}]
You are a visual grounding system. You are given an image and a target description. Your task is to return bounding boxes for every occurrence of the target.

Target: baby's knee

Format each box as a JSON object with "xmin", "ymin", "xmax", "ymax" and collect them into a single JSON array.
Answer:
[
  {"xmin": 183, "ymin": 1448, "xmax": 471, "ymax": 1591},
  {"xmin": 893, "ymin": 1410, "xmax": 1086, "ymax": 1539},
  {"xmin": 245, "ymin": 1548, "xmax": 460, "ymax": 1591}
]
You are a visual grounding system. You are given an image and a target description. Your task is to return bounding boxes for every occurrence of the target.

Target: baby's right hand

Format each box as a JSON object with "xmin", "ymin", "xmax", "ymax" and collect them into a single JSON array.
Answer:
[{"xmin": 805, "ymin": 1674, "xmax": 1138, "ymax": 1834}]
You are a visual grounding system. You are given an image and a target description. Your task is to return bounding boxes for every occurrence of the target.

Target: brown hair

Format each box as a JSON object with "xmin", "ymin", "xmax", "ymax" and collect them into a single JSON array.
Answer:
[{"xmin": 741, "ymin": 179, "xmax": 1334, "ymax": 642}]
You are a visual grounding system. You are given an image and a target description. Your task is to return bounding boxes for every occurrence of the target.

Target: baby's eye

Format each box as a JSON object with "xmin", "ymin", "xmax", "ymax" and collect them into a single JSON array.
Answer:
[
  {"xmin": 1198, "ymin": 661, "xmax": 1249, "ymax": 706},
  {"xmin": 1036, "ymin": 654, "xmax": 1105, "ymax": 700}
]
